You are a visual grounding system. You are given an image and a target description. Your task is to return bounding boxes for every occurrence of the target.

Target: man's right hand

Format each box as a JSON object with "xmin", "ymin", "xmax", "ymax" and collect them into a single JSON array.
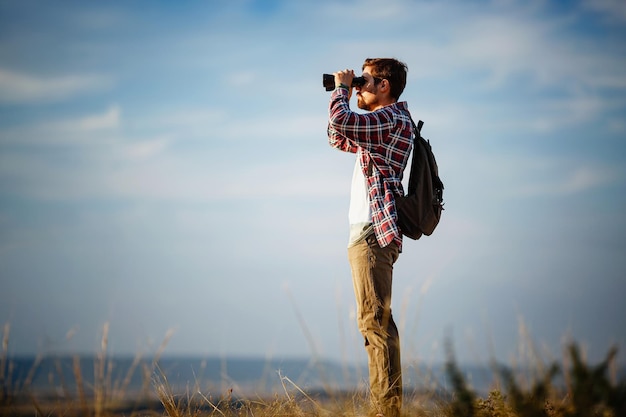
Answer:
[{"xmin": 334, "ymin": 69, "xmax": 354, "ymax": 99}]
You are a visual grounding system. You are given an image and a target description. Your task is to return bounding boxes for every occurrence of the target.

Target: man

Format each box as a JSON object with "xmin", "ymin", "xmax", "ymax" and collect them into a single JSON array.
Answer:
[{"xmin": 327, "ymin": 58, "xmax": 412, "ymax": 417}]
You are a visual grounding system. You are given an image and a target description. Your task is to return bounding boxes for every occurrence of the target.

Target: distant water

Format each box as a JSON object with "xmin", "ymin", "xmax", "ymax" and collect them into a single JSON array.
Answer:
[
  {"xmin": 1, "ymin": 355, "xmax": 561, "ymax": 398},
  {"xmin": 5, "ymin": 355, "xmax": 369, "ymax": 397}
]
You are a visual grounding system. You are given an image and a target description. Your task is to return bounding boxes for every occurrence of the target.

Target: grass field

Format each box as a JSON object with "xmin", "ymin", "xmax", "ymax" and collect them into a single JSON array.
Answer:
[{"xmin": 1, "ymin": 322, "xmax": 624, "ymax": 417}]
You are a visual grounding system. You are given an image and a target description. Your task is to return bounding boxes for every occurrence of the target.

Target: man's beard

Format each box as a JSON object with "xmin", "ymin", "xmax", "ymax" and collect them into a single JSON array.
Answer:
[
  {"xmin": 357, "ymin": 94, "xmax": 373, "ymax": 111},
  {"xmin": 357, "ymin": 89, "xmax": 379, "ymax": 111}
]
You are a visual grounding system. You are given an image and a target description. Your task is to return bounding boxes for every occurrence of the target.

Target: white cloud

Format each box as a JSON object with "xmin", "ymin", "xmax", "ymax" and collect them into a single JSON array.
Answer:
[
  {"xmin": 227, "ymin": 71, "xmax": 257, "ymax": 86},
  {"xmin": 70, "ymin": 9, "xmax": 128, "ymax": 30},
  {"xmin": 322, "ymin": 0, "xmax": 407, "ymax": 20},
  {"xmin": 527, "ymin": 95, "xmax": 609, "ymax": 133},
  {"xmin": 608, "ymin": 118, "xmax": 626, "ymax": 133},
  {"xmin": 560, "ymin": 166, "xmax": 614, "ymax": 194},
  {"xmin": 122, "ymin": 137, "xmax": 171, "ymax": 160},
  {"xmin": 582, "ymin": 0, "xmax": 626, "ymax": 22},
  {"xmin": 0, "ymin": 68, "xmax": 112, "ymax": 104},
  {"xmin": 506, "ymin": 160, "xmax": 618, "ymax": 198},
  {"xmin": 0, "ymin": 103, "xmax": 344, "ymax": 203},
  {"xmin": 53, "ymin": 105, "xmax": 121, "ymax": 131},
  {"xmin": 0, "ymin": 105, "xmax": 121, "ymax": 146},
  {"xmin": 445, "ymin": 11, "xmax": 626, "ymax": 93}
]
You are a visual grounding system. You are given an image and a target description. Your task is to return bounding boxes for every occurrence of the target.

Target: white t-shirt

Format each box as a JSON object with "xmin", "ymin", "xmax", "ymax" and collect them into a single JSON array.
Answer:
[{"xmin": 348, "ymin": 149, "xmax": 373, "ymax": 246}]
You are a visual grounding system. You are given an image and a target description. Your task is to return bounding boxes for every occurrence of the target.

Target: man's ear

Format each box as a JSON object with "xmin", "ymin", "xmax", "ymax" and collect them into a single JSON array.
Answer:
[
  {"xmin": 378, "ymin": 79, "xmax": 391, "ymax": 100},
  {"xmin": 379, "ymin": 79, "xmax": 390, "ymax": 93}
]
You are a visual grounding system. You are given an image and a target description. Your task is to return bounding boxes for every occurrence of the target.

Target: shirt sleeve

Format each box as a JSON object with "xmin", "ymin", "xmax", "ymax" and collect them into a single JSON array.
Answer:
[
  {"xmin": 327, "ymin": 87, "xmax": 395, "ymax": 154},
  {"xmin": 327, "ymin": 88, "xmax": 358, "ymax": 153},
  {"xmin": 327, "ymin": 124, "xmax": 358, "ymax": 153}
]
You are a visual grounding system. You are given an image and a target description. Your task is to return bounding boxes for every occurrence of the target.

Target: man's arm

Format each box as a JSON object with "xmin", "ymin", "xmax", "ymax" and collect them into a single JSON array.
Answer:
[
  {"xmin": 327, "ymin": 85, "xmax": 358, "ymax": 153},
  {"xmin": 328, "ymin": 123, "xmax": 358, "ymax": 153},
  {"xmin": 328, "ymin": 90, "xmax": 395, "ymax": 152}
]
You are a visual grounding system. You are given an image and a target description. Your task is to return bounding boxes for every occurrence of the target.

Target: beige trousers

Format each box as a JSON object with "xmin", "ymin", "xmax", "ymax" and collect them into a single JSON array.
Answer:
[{"xmin": 348, "ymin": 234, "xmax": 402, "ymax": 417}]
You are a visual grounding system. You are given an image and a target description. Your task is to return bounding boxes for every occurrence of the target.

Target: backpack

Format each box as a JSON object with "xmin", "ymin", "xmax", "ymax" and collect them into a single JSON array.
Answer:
[{"xmin": 395, "ymin": 118, "xmax": 444, "ymax": 240}]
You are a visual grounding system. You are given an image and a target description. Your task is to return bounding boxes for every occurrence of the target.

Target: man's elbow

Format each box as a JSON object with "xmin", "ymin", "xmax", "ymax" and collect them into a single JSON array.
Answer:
[{"xmin": 328, "ymin": 111, "xmax": 346, "ymax": 130}]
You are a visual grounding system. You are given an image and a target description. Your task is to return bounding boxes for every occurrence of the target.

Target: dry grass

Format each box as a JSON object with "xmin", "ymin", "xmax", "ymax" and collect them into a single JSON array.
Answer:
[{"xmin": 0, "ymin": 322, "xmax": 624, "ymax": 417}]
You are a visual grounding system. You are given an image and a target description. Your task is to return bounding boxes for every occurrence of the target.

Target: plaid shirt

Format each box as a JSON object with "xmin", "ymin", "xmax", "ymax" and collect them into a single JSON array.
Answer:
[{"xmin": 327, "ymin": 87, "xmax": 413, "ymax": 250}]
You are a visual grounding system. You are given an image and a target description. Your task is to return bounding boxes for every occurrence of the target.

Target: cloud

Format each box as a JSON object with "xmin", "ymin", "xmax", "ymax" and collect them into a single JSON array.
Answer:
[
  {"xmin": 323, "ymin": 0, "xmax": 408, "ymax": 20},
  {"xmin": 0, "ymin": 105, "xmax": 121, "ymax": 146},
  {"xmin": 69, "ymin": 8, "xmax": 129, "ymax": 30},
  {"xmin": 0, "ymin": 101, "xmax": 341, "ymax": 203},
  {"xmin": 52, "ymin": 105, "xmax": 121, "ymax": 131},
  {"xmin": 507, "ymin": 160, "xmax": 619, "ymax": 198},
  {"xmin": 122, "ymin": 137, "xmax": 170, "ymax": 160},
  {"xmin": 227, "ymin": 71, "xmax": 257, "ymax": 87},
  {"xmin": 0, "ymin": 105, "xmax": 173, "ymax": 201},
  {"xmin": 444, "ymin": 11, "xmax": 626, "ymax": 92},
  {"xmin": 526, "ymin": 94, "xmax": 614, "ymax": 133},
  {"xmin": 582, "ymin": 0, "xmax": 626, "ymax": 22},
  {"xmin": 0, "ymin": 68, "xmax": 112, "ymax": 104}
]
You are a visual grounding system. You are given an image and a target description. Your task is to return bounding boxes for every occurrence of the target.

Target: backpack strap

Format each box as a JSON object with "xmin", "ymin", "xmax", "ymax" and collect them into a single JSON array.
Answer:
[
  {"xmin": 406, "ymin": 117, "xmax": 424, "ymax": 194},
  {"xmin": 409, "ymin": 116, "xmax": 423, "ymax": 136}
]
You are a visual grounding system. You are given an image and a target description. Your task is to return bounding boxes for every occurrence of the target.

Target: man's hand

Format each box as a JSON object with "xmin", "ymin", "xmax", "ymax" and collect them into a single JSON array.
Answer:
[{"xmin": 334, "ymin": 69, "xmax": 354, "ymax": 99}]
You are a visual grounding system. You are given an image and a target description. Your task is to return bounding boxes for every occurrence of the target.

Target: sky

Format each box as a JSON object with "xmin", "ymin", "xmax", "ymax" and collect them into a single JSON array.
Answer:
[{"xmin": 1, "ymin": 0, "xmax": 625, "ymax": 368}]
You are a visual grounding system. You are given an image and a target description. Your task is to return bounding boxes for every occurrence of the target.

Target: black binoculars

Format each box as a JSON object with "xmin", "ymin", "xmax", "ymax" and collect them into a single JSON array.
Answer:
[{"xmin": 323, "ymin": 74, "xmax": 367, "ymax": 91}]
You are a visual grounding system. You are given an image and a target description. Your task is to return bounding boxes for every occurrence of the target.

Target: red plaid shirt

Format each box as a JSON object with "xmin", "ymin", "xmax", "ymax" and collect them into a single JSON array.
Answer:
[{"xmin": 327, "ymin": 87, "xmax": 413, "ymax": 250}]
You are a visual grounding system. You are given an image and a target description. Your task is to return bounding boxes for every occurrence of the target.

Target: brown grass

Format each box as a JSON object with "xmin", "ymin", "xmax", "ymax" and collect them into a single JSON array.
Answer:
[{"xmin": 0, "ymin": 321, "xmax": 624, "ymax": 417}]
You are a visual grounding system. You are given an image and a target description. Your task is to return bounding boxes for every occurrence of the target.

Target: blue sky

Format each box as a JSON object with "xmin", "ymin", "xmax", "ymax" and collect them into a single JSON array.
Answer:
[{"xmin": 1, "ymin": 0, "xmax": 625, "ymax": 367}]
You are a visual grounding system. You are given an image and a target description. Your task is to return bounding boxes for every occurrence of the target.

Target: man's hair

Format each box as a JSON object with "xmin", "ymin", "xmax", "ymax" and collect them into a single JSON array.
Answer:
[{"xmin": 362, "ymin": 58, "xmax": 408, "ymax": 101}]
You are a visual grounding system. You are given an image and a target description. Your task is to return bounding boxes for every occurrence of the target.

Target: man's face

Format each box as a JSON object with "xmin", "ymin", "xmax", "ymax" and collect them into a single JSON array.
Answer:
[{"xmin": 356, "ymin": 66, "xmax": 381, "ymax": 111}]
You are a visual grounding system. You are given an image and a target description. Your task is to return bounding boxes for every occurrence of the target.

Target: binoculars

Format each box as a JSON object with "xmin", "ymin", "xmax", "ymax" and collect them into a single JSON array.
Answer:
[{"xmin": 323, "ymin": 74, "xmax": 367, "ymax": 91}]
